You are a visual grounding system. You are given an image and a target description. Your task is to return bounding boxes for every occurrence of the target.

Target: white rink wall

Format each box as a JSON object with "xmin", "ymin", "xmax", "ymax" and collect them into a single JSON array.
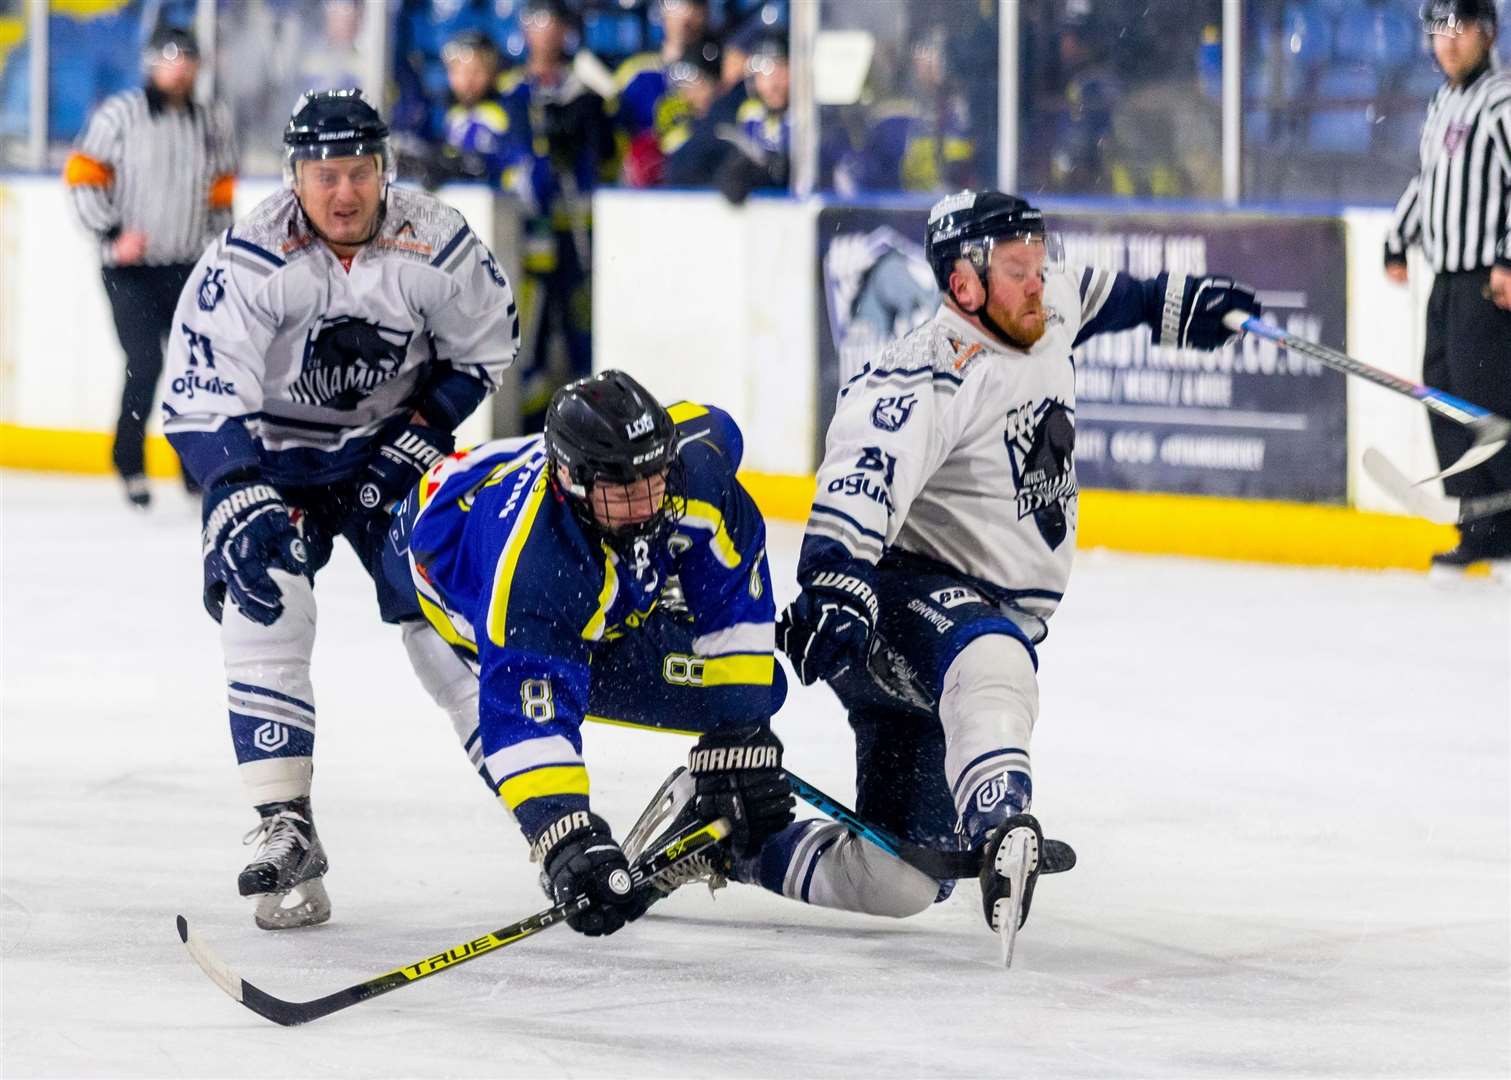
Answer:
[{"xmin": 0, "ymin": 179, "xmax": 1439, "ymax": 512}]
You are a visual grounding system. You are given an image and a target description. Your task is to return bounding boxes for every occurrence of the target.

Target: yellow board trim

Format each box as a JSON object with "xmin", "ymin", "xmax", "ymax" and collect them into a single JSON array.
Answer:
[
  {"xmin": 487, "ymin": 470, "xmax": 550, "ymax": 646},
  {"xmin": 732, "ymin": 470, "xmax": 1461, "ymax": 572},
  {"xmin": 701, "ymin": 654, "xmax": 775, "ymax": 687},
  {"xmin": 0, "ymin": 425, "xmax": 1465, "ymax": 572},
  {"xmin": 497, "ymin": 764, "xmax": 590, "ymax": 809}
]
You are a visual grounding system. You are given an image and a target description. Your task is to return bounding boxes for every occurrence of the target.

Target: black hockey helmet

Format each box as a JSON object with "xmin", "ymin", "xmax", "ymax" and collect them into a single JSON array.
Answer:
[
  {"xmin": 1421, "ymin": 0, "xmax": 1498, "ymax": 34},
  {"xmin": 282, "ymin": 88, "xmax": 392, "ymax": 186},
  {"xmin": 925, "ymin": 190, "xmax": 1057, "ymax": 293},
  {"xmin": 545, "ymin": 370, "xmax": 682, "ymax": 540}
]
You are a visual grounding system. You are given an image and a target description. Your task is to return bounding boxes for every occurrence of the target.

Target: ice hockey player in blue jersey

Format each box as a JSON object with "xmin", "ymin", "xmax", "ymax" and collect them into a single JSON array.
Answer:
[
  {"xmin": 162, "ymin": 89, "xmax": 519, "ymax": 931},
  {"xmin": 385, "ymin": 370, "xmax": 794, "ymax": 936},
  {"xmin": 775, "ymin": 191, "xmax": 1260, "ymax": 961}
]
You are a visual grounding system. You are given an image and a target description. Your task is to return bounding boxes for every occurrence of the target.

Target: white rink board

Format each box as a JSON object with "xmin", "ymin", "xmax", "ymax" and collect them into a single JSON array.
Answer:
[{"xmin": 2, "ymin": 472, "xmax": 1507, "ymax": 1077}]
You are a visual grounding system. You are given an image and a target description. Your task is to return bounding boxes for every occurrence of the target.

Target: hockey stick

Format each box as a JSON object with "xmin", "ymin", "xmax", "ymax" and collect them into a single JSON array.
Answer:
[
  {"xmin": 1224, "ymin": 312, "xmax": 1511, "ymax": 481},
  {"xmin": 1363, "ymin": 447, "xmax": 1511, "ymax": 526},
  {"xmin": 786, "ymin": 770, "xmax": 1076, "ymax": 881},
  {"xmin": 176, "ymin": 817, "xmax": 730, "ymax": 1027}
]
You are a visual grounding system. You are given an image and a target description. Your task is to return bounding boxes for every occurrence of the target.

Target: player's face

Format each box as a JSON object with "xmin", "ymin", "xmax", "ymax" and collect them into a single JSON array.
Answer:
[
  {"xmin": 445, "ymin": 53, "xmax": 496, "ymax": 105},
  {"xmin": 295, "ymin": 155, "xmax": 383, "ymax": 248},
  {"xmin": 1431, "ymin": 22, "xmax": 1494, "ymax": 82},
  {"xmin": 588, "ymin": 472, "xmax": 669, "ymax": 532},
  {"xmin": 661, "ymin": 0, "xmax": 706, "ymax": 44},
  {"xmin": 981, "ymin": 238, "xmax": 1049, "ymax": 349}
]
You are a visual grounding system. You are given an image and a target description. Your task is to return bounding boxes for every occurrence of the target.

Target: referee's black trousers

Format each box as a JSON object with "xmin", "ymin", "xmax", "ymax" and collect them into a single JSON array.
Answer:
[
  {"xmin": 1423, "ymin": 269, "xmax": 1511, "ymax": 556},
  {"xmin": 101, "ymin": 263, "xmax": 194, "ymax": 482}
]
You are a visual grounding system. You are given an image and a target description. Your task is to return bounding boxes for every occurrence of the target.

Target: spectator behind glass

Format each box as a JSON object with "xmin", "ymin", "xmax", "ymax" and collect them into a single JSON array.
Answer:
[
  {"xmin": 1047, "ymin": 0, "xmax": 1119, "ymax": 193},
  {"xmin": 439, "ymin": 29, "xmax": 514, "ymax": 185},
  {"xmin": 614, "ymin": 0, "xmax": 717, "ymax": 185},
  {"xmin": 718, "ymin": 31, "xmax": 789, "ymax": 204},
  {"xmin": 287, "ymin": 0, "xmax": 365, "ymax": 101},
  {"xmin": 661, "ymin": 46, "xmax": 730, "ymax": 187},
  {"xmin": 500, "ymin": 0, "xmax": 612, "ymax": 429},
  {"xmin": 836, "ymin": 23, "xmax": 975, "ymax": 194}
]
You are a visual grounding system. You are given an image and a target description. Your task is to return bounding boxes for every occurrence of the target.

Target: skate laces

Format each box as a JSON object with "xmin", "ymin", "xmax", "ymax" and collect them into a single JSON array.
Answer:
[
  {"xmin": 242, "ymin": 810, "xmax": 310, "ymax": 864},
  {"xmin": 652, "ymin": 849, "xmax": 728, "ymax": 895}
]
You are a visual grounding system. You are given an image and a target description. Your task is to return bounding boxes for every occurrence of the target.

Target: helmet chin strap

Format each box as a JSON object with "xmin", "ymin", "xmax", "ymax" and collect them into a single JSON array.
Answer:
[{"xmin": 959, "ymin": 264, "xmax": 1022, "ymax": 348}]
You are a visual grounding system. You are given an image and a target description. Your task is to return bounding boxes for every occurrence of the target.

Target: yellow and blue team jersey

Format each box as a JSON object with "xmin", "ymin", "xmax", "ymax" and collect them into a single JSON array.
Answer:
[
  {"xmin": 610, "ymin": 52, "xmax": 667, "ymax": 138},
  {"xmin": 403, "ymin": 402, "xmax": 777, "ymax": 839},
  {"xmin": 735, "ymin": 98, "xmax": 789, "ymax": 160},
  {"xmin": 442, "ymin": 96, "xmax": 526, "ymax": 188}
]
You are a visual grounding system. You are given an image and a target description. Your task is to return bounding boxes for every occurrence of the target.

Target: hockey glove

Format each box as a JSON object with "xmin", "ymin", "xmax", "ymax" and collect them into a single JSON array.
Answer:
[
  {"xmin": 776, "ymin": 562, "xmax": 880, "ymax": 686},
  {"xmin": 535, "ymin": 811, "xmax": 650, "ymax": 937},
  {"xmin": 688, "ymin": 726, "xmax": 794, "ymax": 856},
  {"xmin": 202, "ymin": 479, "xmax": 308, "ymax": 626},
  {"xmin": 1152, "ymin": 273, "xmax": 1261, "ymax": 351},
  {"xmin": 355, "ymin": 422, "xmax": 453, "ymax": 514}
]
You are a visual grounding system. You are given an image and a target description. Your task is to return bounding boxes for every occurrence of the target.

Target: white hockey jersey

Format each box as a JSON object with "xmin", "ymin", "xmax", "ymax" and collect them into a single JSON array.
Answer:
[
  {"xmin": 801, "ymin": 265, "xmax": 1160, "ymax": 622},
  {"xmin": 162, "ymin": 186, "xmax": 519, "ymax": 488}
]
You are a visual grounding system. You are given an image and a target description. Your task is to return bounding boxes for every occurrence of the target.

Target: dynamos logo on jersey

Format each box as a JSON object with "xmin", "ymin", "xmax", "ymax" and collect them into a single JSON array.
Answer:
[
  {"xmin": 1004, "ymin": 399, "xmax": 1077, "ymax": 550},
  {"xmin": 292, "ymin": 316, "xmax": 414, "ymax": 409}
]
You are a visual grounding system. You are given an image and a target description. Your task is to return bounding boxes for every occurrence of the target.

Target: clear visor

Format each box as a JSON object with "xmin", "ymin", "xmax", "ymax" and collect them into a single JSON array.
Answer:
[
  {"xmin": 282, "ymin": 142, "xmax": 394, "ymax": 188},
  {"xmin": 960, "ymin": 230, "xmax": 1066, "ymax": 281}
]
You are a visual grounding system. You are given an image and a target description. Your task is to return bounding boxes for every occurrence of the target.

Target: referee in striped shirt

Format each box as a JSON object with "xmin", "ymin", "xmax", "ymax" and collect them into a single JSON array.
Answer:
[
  {"xmin": 64, "ymin": 25, "xmax": 237, "ymax": 509},
  {"xmin": 1385, "ymin": 0, "xmax": 1511, "ymax": 567}
]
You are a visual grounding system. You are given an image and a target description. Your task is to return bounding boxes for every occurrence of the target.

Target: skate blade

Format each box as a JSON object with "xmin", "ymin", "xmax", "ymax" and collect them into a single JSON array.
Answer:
[
  {"xmin": 623, "ymin": 768, "xmax": 690, "ymax": 862},
  {"xmin": 252, "ymin": 878, "xmax": 331, "ymax": 931},
  {"xmin": 991, "ymin": 829, "xmax": 1037, "ymax": 969}
]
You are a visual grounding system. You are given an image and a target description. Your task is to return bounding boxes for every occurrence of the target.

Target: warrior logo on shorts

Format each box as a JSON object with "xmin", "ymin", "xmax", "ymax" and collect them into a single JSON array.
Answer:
[
  {"xmin": 292, "ymin": 316, "xmax": 414, "ymax": 409},
  {"xmin": 1004, "ymin": 399, "xmax": 1077, "ymax": 550}
]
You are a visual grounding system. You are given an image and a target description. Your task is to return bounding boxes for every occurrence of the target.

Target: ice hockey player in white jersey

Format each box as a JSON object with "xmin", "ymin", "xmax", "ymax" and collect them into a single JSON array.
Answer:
[
  {"xmin": 773, "ymin": 191, "xmax": 1260, "ymax": 954},
  {"xmin": 161, "ymin": 89, "xmax": 518, "ymax": 930}
]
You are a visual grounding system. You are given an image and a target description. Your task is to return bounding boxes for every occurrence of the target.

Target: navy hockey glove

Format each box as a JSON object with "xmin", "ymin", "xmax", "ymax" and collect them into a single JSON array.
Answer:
[
  {"xmin": 688, "ymin": 727, "xmax": 794, "ymax": 856},
  {"xmin": 1152, "ymin": 274, "xmax": 1261, "ymax": 351},
  {"xmin": 202, "ymin": 479, "xmax": 308, "ymax": 626},
  {"xmin": 776, "ymin": 563, "xmax": 880, "ymax": 686},
  {"xmin": 355, "ymin": 422, "xmax": 452, "ymax": 513},
  {"xmin": 534, "ymin": 812, "xmax": 649, "ymax": 937}
]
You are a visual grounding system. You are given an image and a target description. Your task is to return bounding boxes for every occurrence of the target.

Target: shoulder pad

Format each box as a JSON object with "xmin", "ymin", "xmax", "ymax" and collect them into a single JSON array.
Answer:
[
  {"xmin": 372, "ymin": 188, "xmax": 472, "ymax": 266},
  {"xmin": 669, "ymin": 402, "xmax": 744, "ymax": 472},
  {"xmin": 223, "ymin": 189, "xmax": 302, "ymax": 273}
]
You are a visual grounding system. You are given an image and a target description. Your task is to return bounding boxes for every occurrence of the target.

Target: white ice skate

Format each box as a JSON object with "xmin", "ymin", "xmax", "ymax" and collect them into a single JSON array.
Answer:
[{"xmin": 979, "ymin": 813, "xmax": 1042, "ymax": 968}]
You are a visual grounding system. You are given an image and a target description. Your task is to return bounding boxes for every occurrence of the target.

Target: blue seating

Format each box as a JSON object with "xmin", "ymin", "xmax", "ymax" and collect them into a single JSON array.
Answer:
[{"xmin": 1306, "ymin": 66, "xmax": 1380, "ymax": 153}]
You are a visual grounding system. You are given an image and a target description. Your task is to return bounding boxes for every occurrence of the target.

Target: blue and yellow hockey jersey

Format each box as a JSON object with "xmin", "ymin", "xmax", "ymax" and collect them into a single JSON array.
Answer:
[{"xmin": 405, "ymin": 402, "xmax": 776, "ymax": 839}]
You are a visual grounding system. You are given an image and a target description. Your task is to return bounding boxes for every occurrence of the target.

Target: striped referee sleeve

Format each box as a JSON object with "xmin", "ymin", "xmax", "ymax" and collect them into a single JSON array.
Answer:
[
  {"xmin": 1385, "ymin": 176, "xmax": 1422, "ymax": 265},
  {"xmin": 64, "ymin": 94, "xmax": 129, "ymax": 239}
]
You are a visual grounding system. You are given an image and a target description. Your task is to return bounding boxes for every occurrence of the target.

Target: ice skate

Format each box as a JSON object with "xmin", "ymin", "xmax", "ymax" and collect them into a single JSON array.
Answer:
[
  {"xmin": 238, "ymin": 797, "xmax": 331, "ymax": 930},
  {"xmin": 979, "ymin": 813, "xmax": 1042, "ymax": 968},
  {"xmin": 623, "ymin": 767, "xmax": 728, "ymax": 897}
]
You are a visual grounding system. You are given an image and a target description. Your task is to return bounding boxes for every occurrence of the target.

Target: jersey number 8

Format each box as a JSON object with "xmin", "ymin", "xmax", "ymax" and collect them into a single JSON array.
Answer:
[{"xmin": 520, "ymin": 678, "xmax": 555, "ymax": 723}]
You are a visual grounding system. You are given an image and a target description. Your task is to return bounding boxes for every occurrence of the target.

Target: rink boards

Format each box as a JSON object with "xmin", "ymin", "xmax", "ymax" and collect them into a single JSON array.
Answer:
[{"xmin": 0, "ymin": 178, "xmax": 1458, "ymax": 568}]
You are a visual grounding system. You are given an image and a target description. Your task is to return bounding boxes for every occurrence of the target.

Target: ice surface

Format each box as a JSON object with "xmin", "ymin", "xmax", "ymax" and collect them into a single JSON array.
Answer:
[{"xmin": 2, "ymin": 472, "xmax": 1508, "ymax": 1078}]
